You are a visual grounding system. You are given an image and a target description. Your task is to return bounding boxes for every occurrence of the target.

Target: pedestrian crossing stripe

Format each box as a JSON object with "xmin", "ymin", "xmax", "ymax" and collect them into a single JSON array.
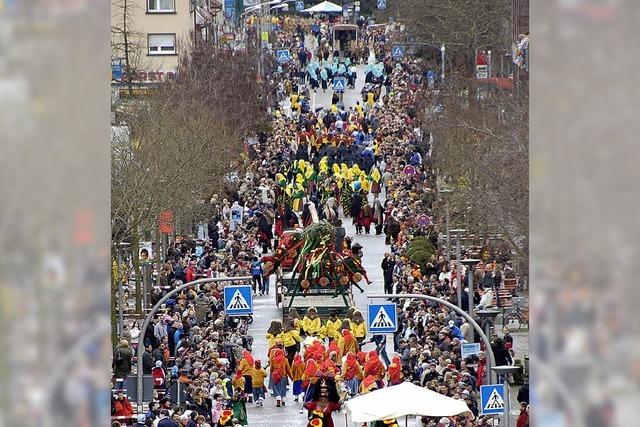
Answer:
[
  {"xmin": 367, "ymin": 303, "xmax": 397, "ymax": 333},
  {"xmin": 223, "ymin": 285, "xmax": 253, "ymax": 316},
  {"xmin": 483, "ymin": 389, "xmax": 504, "ymax": 410}
]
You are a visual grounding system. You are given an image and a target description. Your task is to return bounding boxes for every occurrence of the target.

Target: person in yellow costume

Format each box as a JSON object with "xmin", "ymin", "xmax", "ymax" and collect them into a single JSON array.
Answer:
[
  {"xmin": 266, "ymin": 320, "xmax": 284, "ymax": 348},
  {"xmin": 355, "ymin": 101, "xmax": 363, "ymax": 116},
  {"xmin": 349, "ymin": 310, "xmax": 367, "ymax": 344},
  {"xmin": 359, "ymin": 172, "xmax": 371, "ymax": 193},
  {"xmin": 330, "ymin": 103, "xmax": 338, "ymax": 113},
  {"xmin": 323, "ymin": 310, "xmax": 342, "ymax": 342},
  {"xmin": 302, "ymin": 307, "xmax": 322, "ymax": 337},
  {"xmin": 282, "ymin": 317, "xmax": 302, "ymax": 364},
  {"xmin": 366, "ymin": 91, "xmax": 375, "ymax": 108}
]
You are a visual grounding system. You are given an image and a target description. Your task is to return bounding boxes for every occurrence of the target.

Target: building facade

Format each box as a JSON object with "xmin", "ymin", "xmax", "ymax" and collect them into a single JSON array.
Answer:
[{"xmin": 112, "ymin": 0, "xmax": 223, "ymax": 84}]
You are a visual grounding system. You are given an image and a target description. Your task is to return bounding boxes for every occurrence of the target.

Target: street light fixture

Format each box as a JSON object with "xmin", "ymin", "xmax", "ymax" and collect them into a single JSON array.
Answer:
[
  {"xmin": 449, "ymin": 229, "xmax": 466, "ymax": 310},
  {"xmin": 491, "ymin": 365, "xmax": 522, "ymax": 427},
  {"xmin": 438, "ymin": 187, "xmax": 453, "ymax": 262},
  {"xmin": 461, "ymin": 258, "xmax": 482, "ymax": 339},
  {"xmin": 441, "ymin": 44, "xmax": 445, "ymax": 82},
  {"xmin": 476, "ymin": 309, "xmax": 501, "ymax": 384}
]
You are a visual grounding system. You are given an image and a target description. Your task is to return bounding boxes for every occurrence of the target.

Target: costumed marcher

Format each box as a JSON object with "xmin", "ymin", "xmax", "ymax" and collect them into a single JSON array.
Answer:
[{"xmin": 303, "ymin": 375, "xmax": 342, "ymax": 427}]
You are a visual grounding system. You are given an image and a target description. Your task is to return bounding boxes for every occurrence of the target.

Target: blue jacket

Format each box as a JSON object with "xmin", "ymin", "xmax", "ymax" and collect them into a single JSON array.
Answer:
[{"xmin": 450, "ymin": 325, "xmax": 464, "ymax": 340}]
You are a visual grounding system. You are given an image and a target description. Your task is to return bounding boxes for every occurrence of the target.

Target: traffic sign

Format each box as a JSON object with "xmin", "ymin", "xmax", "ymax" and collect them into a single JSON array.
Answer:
[
  {"xmin": 480, "ymin": 384, "xmax": 505, "ymax": 415},
  {"xmin": 367, "ymin": 303, "xmax": 397, "ymax": 334},
  {"xmin": 333, "ymin": 77, "xmax": 347, "ymax": 92},
  {"xmin": 416, "ymin": 214, "xmax": 431, "ymax": 227},
  {"xmin": 392, "ymin": 45, "xmax": 404, "ymax": 59},
  {"xmin": 295, "ymin": 1, "xmax": 304, "ymax": 11},
  {"xmin": 223, "ymin": 285, "xmax": 253, "ymax": 316},
  {"xmin": 461, "ymin": 342, "xmax": 481, "ymax": 360},
  {"xmin": 476, "ymin": 65, "xmax": 489, "ymax": 79},
  {"xmin": 276, "ymin": 49, "xmax": 291, "ymax": 64},
  {"xmin": 377, "ymin": 0, "xmax": 386, "ymax": 10}
]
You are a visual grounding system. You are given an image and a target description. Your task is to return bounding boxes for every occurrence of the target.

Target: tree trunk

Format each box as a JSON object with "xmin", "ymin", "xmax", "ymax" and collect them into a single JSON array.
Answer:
[
  {"xmin": 132, "ymin": 230, "xmax": 142, "ymax": 314},
  {"xmin": 122, "ymin": 0, "xmax": 134, "ymax": 97}
]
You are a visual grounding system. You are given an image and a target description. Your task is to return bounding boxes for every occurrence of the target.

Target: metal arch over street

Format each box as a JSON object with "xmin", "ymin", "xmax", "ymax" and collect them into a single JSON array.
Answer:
[
  {"xmin": 367, "ymin": 293, "xmax": 498, "ymax": 384},
  {"xmin": 135, "ymin": 276, "xmax": 252, "ymax": 410}
]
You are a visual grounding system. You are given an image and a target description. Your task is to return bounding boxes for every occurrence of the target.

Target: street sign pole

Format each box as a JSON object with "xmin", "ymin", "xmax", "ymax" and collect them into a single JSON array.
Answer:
[
  {"xmin": 456, "ymin": 237, "xmax": 462, "ymax": 309},
  {"xmin": 135, "ymin": 276, "xmax": 252, "ymax": 411}
]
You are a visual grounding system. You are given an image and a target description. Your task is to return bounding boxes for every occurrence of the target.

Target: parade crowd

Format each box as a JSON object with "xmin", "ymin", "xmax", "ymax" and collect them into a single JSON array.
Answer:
[{"xmin": 112, "ymin": 14, "xmax": 527, "ymax": 427}]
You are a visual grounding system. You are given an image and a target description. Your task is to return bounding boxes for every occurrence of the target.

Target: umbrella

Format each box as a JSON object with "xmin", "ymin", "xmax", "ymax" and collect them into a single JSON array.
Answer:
[
  {"xmin": 302, "ymin": 1, "xmax": 343, "ymax": 13},
  {"xmin": 344, "ymin": 382, "xmax": 475, "ymax": 422}
]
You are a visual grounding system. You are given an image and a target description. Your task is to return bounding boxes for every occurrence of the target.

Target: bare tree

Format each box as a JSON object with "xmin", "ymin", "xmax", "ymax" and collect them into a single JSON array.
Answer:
[
  {"xmin": 421, "ymin": 80, "xmax": 529, "ymax": 283},
  {"xmin": 382, "ymin": 0, "xmax": 511, "ymax": 73},
  {"xmin": 111, "ymin": 0, "xmax": 147, "ymax": 96},
  {"xmin": 112, "ymin": 43, "xmax": 271, "ymax": 313}
]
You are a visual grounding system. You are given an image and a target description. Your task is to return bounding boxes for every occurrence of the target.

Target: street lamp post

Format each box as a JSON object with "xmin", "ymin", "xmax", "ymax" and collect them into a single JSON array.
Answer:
[
  {"xmin": 367, "ymin": 293, "xmax": 497, "ymax": 384},
  {"xmin": 461, "ymin": 258, "xmax": 482, "ymax": 341},
  {"xmin": 450, "ymin": 228, "xmax": 466, "ymax": 310},
  {"xmin": 476, "ymin": 309, "xmax": 500, "ymax": 384},
  {"xmin": 491, "ymin": 365, "xmax": 521, "ymax": 427},
  {"xmin": 441, "ymin": 44, "xmax": 445, "ymax": 82},
  {"xmin": 438, "ymin": 187, "xmax": 452, "ymax": 262},
  {"xmin": 135, "ymin": 276, "xmax": 252, "ymax": 410}
]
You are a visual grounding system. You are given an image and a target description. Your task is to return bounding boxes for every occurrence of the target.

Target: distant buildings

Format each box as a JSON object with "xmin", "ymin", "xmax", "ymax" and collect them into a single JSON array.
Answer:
[{"xmin": 111, "ymin": 0, "xmax": 223, "ymax": 85}]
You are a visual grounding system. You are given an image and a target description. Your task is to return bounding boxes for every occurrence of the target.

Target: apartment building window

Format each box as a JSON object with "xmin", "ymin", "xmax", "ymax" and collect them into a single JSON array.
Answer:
[
  {"xmin": 148, "ymin": 34, "xmax": 176, "ymax": 55},
  {"xmin": 148, "ymin": 0, "xmax": 175, "ymax": 13}
]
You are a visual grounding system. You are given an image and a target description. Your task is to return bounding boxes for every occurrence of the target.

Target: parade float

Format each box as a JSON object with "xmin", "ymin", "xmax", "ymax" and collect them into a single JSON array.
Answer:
[{"xmin": 263, "ymin": 221, "xmax": 371, "ymax": 319}]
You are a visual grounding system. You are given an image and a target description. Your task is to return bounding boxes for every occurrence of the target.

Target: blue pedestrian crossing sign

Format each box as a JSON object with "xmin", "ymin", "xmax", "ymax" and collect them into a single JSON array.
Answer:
[
  {"xmin": 480, "ymin": 384, "xmax": 505, "ymax": 415},
  {"xmin": 392, "ymin": 45, "xmax": 404, "ymax": 59},
  {"xmin": 276, "ymin": 49, "xmax": 291, "ymax": 64},
  {"xmin": 377, "ymin": 0, "xmax": 386, "ymax": 10},
  {"xmin": 223, "ymin": 285, "xmax": 253, "ymax": 316},
  {"xmin": 367, "ymin": 303, "xmax": 397, "ymax": 333},
  {"xmin": 295, "ymin": 1, "xmax": 304, "ymax": 11},
  {"xmin": 333, "ymin": 77, "xmax": 347, "ymax": 92}
]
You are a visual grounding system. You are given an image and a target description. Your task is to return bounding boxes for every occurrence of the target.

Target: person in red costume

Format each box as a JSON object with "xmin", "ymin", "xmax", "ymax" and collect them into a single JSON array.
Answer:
[
  {"xmin": 476, "ymin": 351, "xmax": 486, "ymax": 388},
  {"xmin": 386, "ymin": 356, "xmax": 403, "ymax": 386},
  {"xmin": 341, "ymin": 352, "xmax": 363, "ymax": 396},
  {"xmin": 363, "ymin": 350, "xmax": 385, "ymax": 388},
  {"xmin": 304, "ymin": 375, "xmax": 342, "ymax": 427}
]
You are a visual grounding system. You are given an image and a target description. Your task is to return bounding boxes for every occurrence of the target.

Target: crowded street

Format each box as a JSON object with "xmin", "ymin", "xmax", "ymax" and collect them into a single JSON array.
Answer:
[{"xmin": 111, "ymin": 6, "xmax": 529, "ymax": 427}]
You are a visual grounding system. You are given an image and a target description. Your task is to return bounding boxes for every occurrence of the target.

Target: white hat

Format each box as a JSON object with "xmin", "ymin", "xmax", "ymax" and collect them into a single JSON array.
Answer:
[
  {"xmin": 155, "ymin": 360, "xmax": 162, "ymax": 367},
  {"xmin": 438, "ymin": 418, "xmax": 451, "ymax": 426},
  {"xmin": 137, "ymin": 414, "xmax": 146, "ymax": 423}
]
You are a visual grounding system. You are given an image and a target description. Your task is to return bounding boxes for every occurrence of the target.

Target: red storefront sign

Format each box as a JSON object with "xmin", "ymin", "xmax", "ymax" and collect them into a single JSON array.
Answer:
[{"xmin": 159, "ymin": 210, "xmax": 173, "ymax": 234}]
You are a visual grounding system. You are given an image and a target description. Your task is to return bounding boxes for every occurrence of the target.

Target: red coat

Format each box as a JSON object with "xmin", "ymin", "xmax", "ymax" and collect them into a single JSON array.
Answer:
[
  {"xmin": 476, "ymin": 359, "xmax": 486, "ymax": 388},
  {"xmin": 185, "ymin": 266, "xmax": 196, "ymax": 283},
  {"xmin": 113, "ymin": 397, "xmax": 133, "ymax": 417},
  {"xmin": 516, "ymin": 411, "xmax": 529, "ymax": 427},
  {"xmin": 152, "ymin": 366, "xmax": 166, "ymax": 387}
]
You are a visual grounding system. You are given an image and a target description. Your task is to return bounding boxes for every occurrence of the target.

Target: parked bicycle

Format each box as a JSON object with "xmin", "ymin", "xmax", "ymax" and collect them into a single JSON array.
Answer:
[{"xmin": 503, "ymin": 298, "xmax": 529, "ymax": 332}]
